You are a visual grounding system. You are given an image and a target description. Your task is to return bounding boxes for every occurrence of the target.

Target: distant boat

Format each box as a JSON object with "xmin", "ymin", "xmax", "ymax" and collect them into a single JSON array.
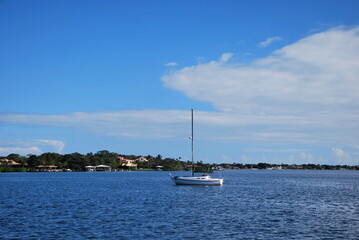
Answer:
[
  {"xmin": 214, "ymin": 166, "xmax": 225, "ymax": 171},
  {"xmin": 170, "ymin": 109, "xmax": 223, "ymax": 186}
]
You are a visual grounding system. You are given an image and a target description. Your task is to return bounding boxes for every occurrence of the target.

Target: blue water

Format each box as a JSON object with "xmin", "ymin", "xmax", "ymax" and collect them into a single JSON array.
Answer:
[{"xmin": 1, "ymin": 170, "xmax": 358, "ymax": 239}]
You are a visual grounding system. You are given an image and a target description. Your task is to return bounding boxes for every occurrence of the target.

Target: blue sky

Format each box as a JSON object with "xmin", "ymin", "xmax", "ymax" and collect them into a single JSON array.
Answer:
[{"xmin": 1, "ymin": 0, "xmax": 359, "ymax": 165}]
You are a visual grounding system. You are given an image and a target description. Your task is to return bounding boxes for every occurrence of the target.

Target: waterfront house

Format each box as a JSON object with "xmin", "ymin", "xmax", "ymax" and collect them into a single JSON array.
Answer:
[
  {"xmin": 117, "ymin": 157, "xmax": 137, "ymax": 170},
  {"xmin": 0, "ymin": 158, "xmax": 21, "ymax": 167},
  {"xmin": 35, "ymin": 165, "xmax": 59, "ymax": 172},
  {"xmin": 155, "ymin": 165, "xmax": 163, "ymax": 170},
  {"xmin": 85, "ymin": 166, "xmax": 95, "ymax": 171},
  {"xmin": 94, "ymin": 165, "xmax": 111, "ymax": 171},
  {"xmin": 136, "ymin": 157, "xmax": 148, "ymax": 162},
  {"xmin": 0, "ymin": 158, "xmax": 27, "ymax": 172}
]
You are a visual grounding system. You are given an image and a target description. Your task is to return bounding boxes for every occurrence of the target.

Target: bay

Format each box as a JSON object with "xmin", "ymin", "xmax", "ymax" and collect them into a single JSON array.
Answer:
[{"xmin": 1, "ymin": 170, "xmax": 358, "ymax": 239}]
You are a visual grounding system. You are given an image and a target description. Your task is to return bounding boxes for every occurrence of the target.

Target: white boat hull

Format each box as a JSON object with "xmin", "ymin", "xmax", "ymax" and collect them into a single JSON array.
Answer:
[{"xmin": 170, "ymin": 175, "xmax": 223, "ymax": 186}]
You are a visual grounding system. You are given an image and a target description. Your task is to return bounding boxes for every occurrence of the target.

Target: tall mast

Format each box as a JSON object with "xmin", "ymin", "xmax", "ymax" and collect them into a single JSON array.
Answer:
[{"xmin": 191, "ymin": 108, "xmax": 194, "ymax": 177}]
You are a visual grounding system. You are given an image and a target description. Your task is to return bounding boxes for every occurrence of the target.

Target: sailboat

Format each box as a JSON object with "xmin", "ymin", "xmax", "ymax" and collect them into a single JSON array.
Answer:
[{"xmin": 170, "ymin": 109, "xmax": 224, "ymax": 186}]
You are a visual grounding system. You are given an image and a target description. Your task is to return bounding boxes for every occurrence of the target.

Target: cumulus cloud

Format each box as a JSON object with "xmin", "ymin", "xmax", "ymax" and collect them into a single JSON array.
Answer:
[
  {"xmin": 163, "ymin": 27, "xmax": 359, "ymax": 115},
  {"xmin": 330, "ymin": 146, "xmax": 359, "ymax": 165},
  {"xmin": 331, "ymin": 147, "xmax": 352, "ymax": 163},
  {"xmin": 162, "ymin": 26, "xmax": 359, "ymax": 147},
  {"xmin": 331, "ymin": 147, "xmax": 345, "ymax": 157},
  {"xmin": 259, "ymin": 36, "xmax": 283, "ymax": 48}
]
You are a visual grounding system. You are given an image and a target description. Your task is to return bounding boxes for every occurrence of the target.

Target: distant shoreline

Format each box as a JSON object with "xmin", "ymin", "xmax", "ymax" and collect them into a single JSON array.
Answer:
[
  {"xmin": 1, "ymin": 151, "xmax": 358, "ymax": 173},
  {"xmin": 1, "ymin": 168, "xmax": 359, "ymax": 173}
]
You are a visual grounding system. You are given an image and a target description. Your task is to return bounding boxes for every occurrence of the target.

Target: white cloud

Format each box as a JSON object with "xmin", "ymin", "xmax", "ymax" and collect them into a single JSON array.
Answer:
[
  {"xmin": 331, "ymin": 147, "xmax": 345, "ymax": 157},
  {"xmin": 0, "ymin": 110, "xmax": 190, "ymax": 140},
  {"xmin": 259, "ymin": 36, "xmax": 282, "ymax": 48},
  {"xmin": 331, "ymin": 147, "xmax": 358, "ymax": 164},
  {"xmin": 0, "ymin": 147, "xmax": 41, "ymax": 155},
  {"xmin": 0, "ymin": 139, "xmax": 65, "ymax": 156},
  {"xmin": 220, "ymin": 53, "xmax": 233, "ymax": 62},
  {"xmin": 34, "ymin": 139, "xmax": 65, "ymax": 152},
  {"xmin": 164, "ymin": 62, "xmax": 179, "ymax": 66},
  {"xmin": 163, "ymin": 27, "xmax": 359, "ymax": 114},
  {"xmin": 1, "ymin": 27, "xmax": 359, "ymax": 161},
  {"xmin": 161, "ymin": 27, "xmax": 359, "ymax": 145},
  {"xmin": 0, "ymin": 108, "xmax": 357, "ymax": 146}
]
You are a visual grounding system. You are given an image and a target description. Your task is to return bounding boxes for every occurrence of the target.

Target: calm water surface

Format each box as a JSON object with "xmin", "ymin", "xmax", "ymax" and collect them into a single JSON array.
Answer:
[{"xmin": 1, "ymin": 170, "xmax": 358, "ymax": 239}]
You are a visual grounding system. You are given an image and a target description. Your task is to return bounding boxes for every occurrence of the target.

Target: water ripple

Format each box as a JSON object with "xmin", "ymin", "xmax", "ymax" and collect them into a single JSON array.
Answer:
[{"xmin": 1, "ymin": 170, "xmax": 358, "ymax": 239}]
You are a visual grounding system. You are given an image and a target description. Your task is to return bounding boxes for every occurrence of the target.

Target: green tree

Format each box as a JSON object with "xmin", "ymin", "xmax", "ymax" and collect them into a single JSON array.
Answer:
[
  {"xmin": 64, "ymin": 153, "xmax": 86, "ymax": 171},
  {"xmin": 27, "ymin": 154, "xmax": 40, "ymax": 168},
  {"xmin": 94, "ymin": 150, "xmax": 117, "ymax": 166},
  {"xmin": 7, "ymin": 153, "xmax": 21, "ymax": 161},
  {"xmin": 38, "ymin": 152, "xmax": 62, "ymax": 166}
]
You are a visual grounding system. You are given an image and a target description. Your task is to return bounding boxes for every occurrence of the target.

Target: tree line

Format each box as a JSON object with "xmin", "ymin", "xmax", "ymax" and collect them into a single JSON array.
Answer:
[
  {"xmin": 1, "ymin": 151, "xmax": 358, "ymax": 172},
  {"xmin": 216, "ymin": 162, "xmax": 359, "ymax": 170},
  {"xmin": 1, "ymin": 150, "xmax": 192, "ymax": 172}
]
